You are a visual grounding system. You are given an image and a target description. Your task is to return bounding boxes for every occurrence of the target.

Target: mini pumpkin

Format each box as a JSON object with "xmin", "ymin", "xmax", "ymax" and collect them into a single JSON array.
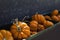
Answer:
[
  {"xmin": 29, "ymin": 20, "xmax": 38, "ymax": 31},
  {"xmin": 31, "ymin": 31, "xmax": 37, "ymax": 35},
  {"xmin": 10, "ymin": 19, "xmax": 30, "ymax": 39},
  {"xmin": 38, "ymin": 24, "xmax": 45, "ymax": 31},
  {"xmin": 32, "ymin": 13, "xmax": 46, "ymax": 24},
  {"xmin": 44, "ymin": 15, "xmax": 52, "ymax": 20},
  {"xmin": 44, "ymin": 21, "xmax": 54, "ymax": 28},
  {"xmin": 57, "ymin": 15, "xmax": 60, "ymax": 22},
  {"xmin": 0, "ymin": 32, "xmax": 3, "ymax": 40},
  {"xmin": 51, "ymin": 9, "xmax": 59, "ymax": 16},
  {"xmin": 51, "ymin": 16, "xmax": 60, "ymax": 22},
  {"xmin": 29, "ymin": 20, "xmax": 45, "ymax": 32},
  {"xmin": 0, "ymin": 30, "xmax": 14, "ymax": 40}
]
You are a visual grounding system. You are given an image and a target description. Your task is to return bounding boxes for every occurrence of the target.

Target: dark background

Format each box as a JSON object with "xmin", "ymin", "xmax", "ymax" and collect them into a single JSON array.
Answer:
[{"xmin": 0, "ymin": 0, "xmax": 60, "ymax": 25}]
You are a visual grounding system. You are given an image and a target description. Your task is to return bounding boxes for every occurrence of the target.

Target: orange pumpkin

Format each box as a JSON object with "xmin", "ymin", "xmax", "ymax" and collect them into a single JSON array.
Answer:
[
  {"xmin": 0, "ymin": 32, "xmax": 3, "ymax": 40},
  {"xmin": 0, "ymin": 30, "xmax": 14, "ymax": 40},
  {"xmin": 29, "ymin": 20, "xmax": 38, "ymax": 31},
  {"xmin": 31, "ymin": 31, "xmax": 37, "ymax": 35},
  {"xmin": 44, "ymin": 21, "xmax": 54, "ymax": 28},
  {"xmin": 51, "ymin": 16, "xmax": 60, "ymax": 22},
  {"xmin": 51, "ymin": 9, "xmax": 59, "ymax": 16},
  {"xmin": 38, "ymin": 24, "xmax": 45, "ymax": 31},
  {"xmin": 10, "ymin": 19, "xmax": 30, "ymax": 39},
  {"xmin": 57, "ymin": 15, "xmax": 60, "ymax": 22},
  {"xmin": 32, "ymin": 13, "xmax": 46, "ymax": 24},
  {"xmin": 29, "ymin": 20, "xmax": 45, "ymax": 32},
  {"xmin": 44, "ymin": 15, "xmax": 52, "ymax": 20}
]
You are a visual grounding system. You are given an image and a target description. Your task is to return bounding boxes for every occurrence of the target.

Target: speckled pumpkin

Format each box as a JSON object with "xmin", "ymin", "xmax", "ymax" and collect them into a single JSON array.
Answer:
[
  {"xmin": 0, "ymin": 30, "xmax": 14, "ymax": 40},
  {"xmin": 10, "ymin": 21, "xmax": 30, "ymax": 39}
]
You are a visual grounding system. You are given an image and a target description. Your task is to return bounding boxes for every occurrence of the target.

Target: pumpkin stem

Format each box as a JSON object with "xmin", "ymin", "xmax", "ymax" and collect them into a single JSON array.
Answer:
[
  {"xmin": 15, "ymin": 18, "xmax": 19, "ymax": 25},
  {"xmin": 17, "ymin": 25, "xmax": 21, "ymax": 32},
  {"xmin": 14, "ymin": 18, "xmax": 21, "ymax": 32},
  {"xmin": 22, "ymin": 16, "xmax": 29, "ymax": 21},
  {"xmin": 13, "ymin": 18, "xmax": 18, "ymax": 25}
]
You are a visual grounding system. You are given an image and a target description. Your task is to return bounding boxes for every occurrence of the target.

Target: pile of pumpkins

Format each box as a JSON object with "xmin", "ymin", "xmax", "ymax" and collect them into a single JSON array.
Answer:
[{"xmin": 0, "ymin": 9, "xmax": 60, "ymax": 40}]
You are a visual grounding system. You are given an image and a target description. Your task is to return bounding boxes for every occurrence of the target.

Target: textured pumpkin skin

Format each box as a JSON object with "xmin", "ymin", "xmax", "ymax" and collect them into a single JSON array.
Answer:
[
  {"xmin": 11, "ymin": 21, "xmax": 30, "ymax": 39},
  {"xmin": 0, "ymin": 32, "xmax": 3, "ymax": 40},
  {"xmin": 32, "ymin": 14, "xmax": 46, "ymax": 24},
  {"xmin": 0, "ymin": 30, "xmax": 14, "ymax": 40},
  {"xmin": 32, "ymin": 14, "xmax": 38, "ymax": 21},
  {"xmin": 51, "ymin": 9, "xmax": 59, "ymax": 16},
  {"xmin": 29, "ymin": 20, "xmax": 38, "ymax": 31},
  {"xmin": 29, "ymin": 20, "xmax": 45, "ymax": 32},
  {"xmin": 44, "ymin": 21, "xmax": 54, "ymax": 28}
]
